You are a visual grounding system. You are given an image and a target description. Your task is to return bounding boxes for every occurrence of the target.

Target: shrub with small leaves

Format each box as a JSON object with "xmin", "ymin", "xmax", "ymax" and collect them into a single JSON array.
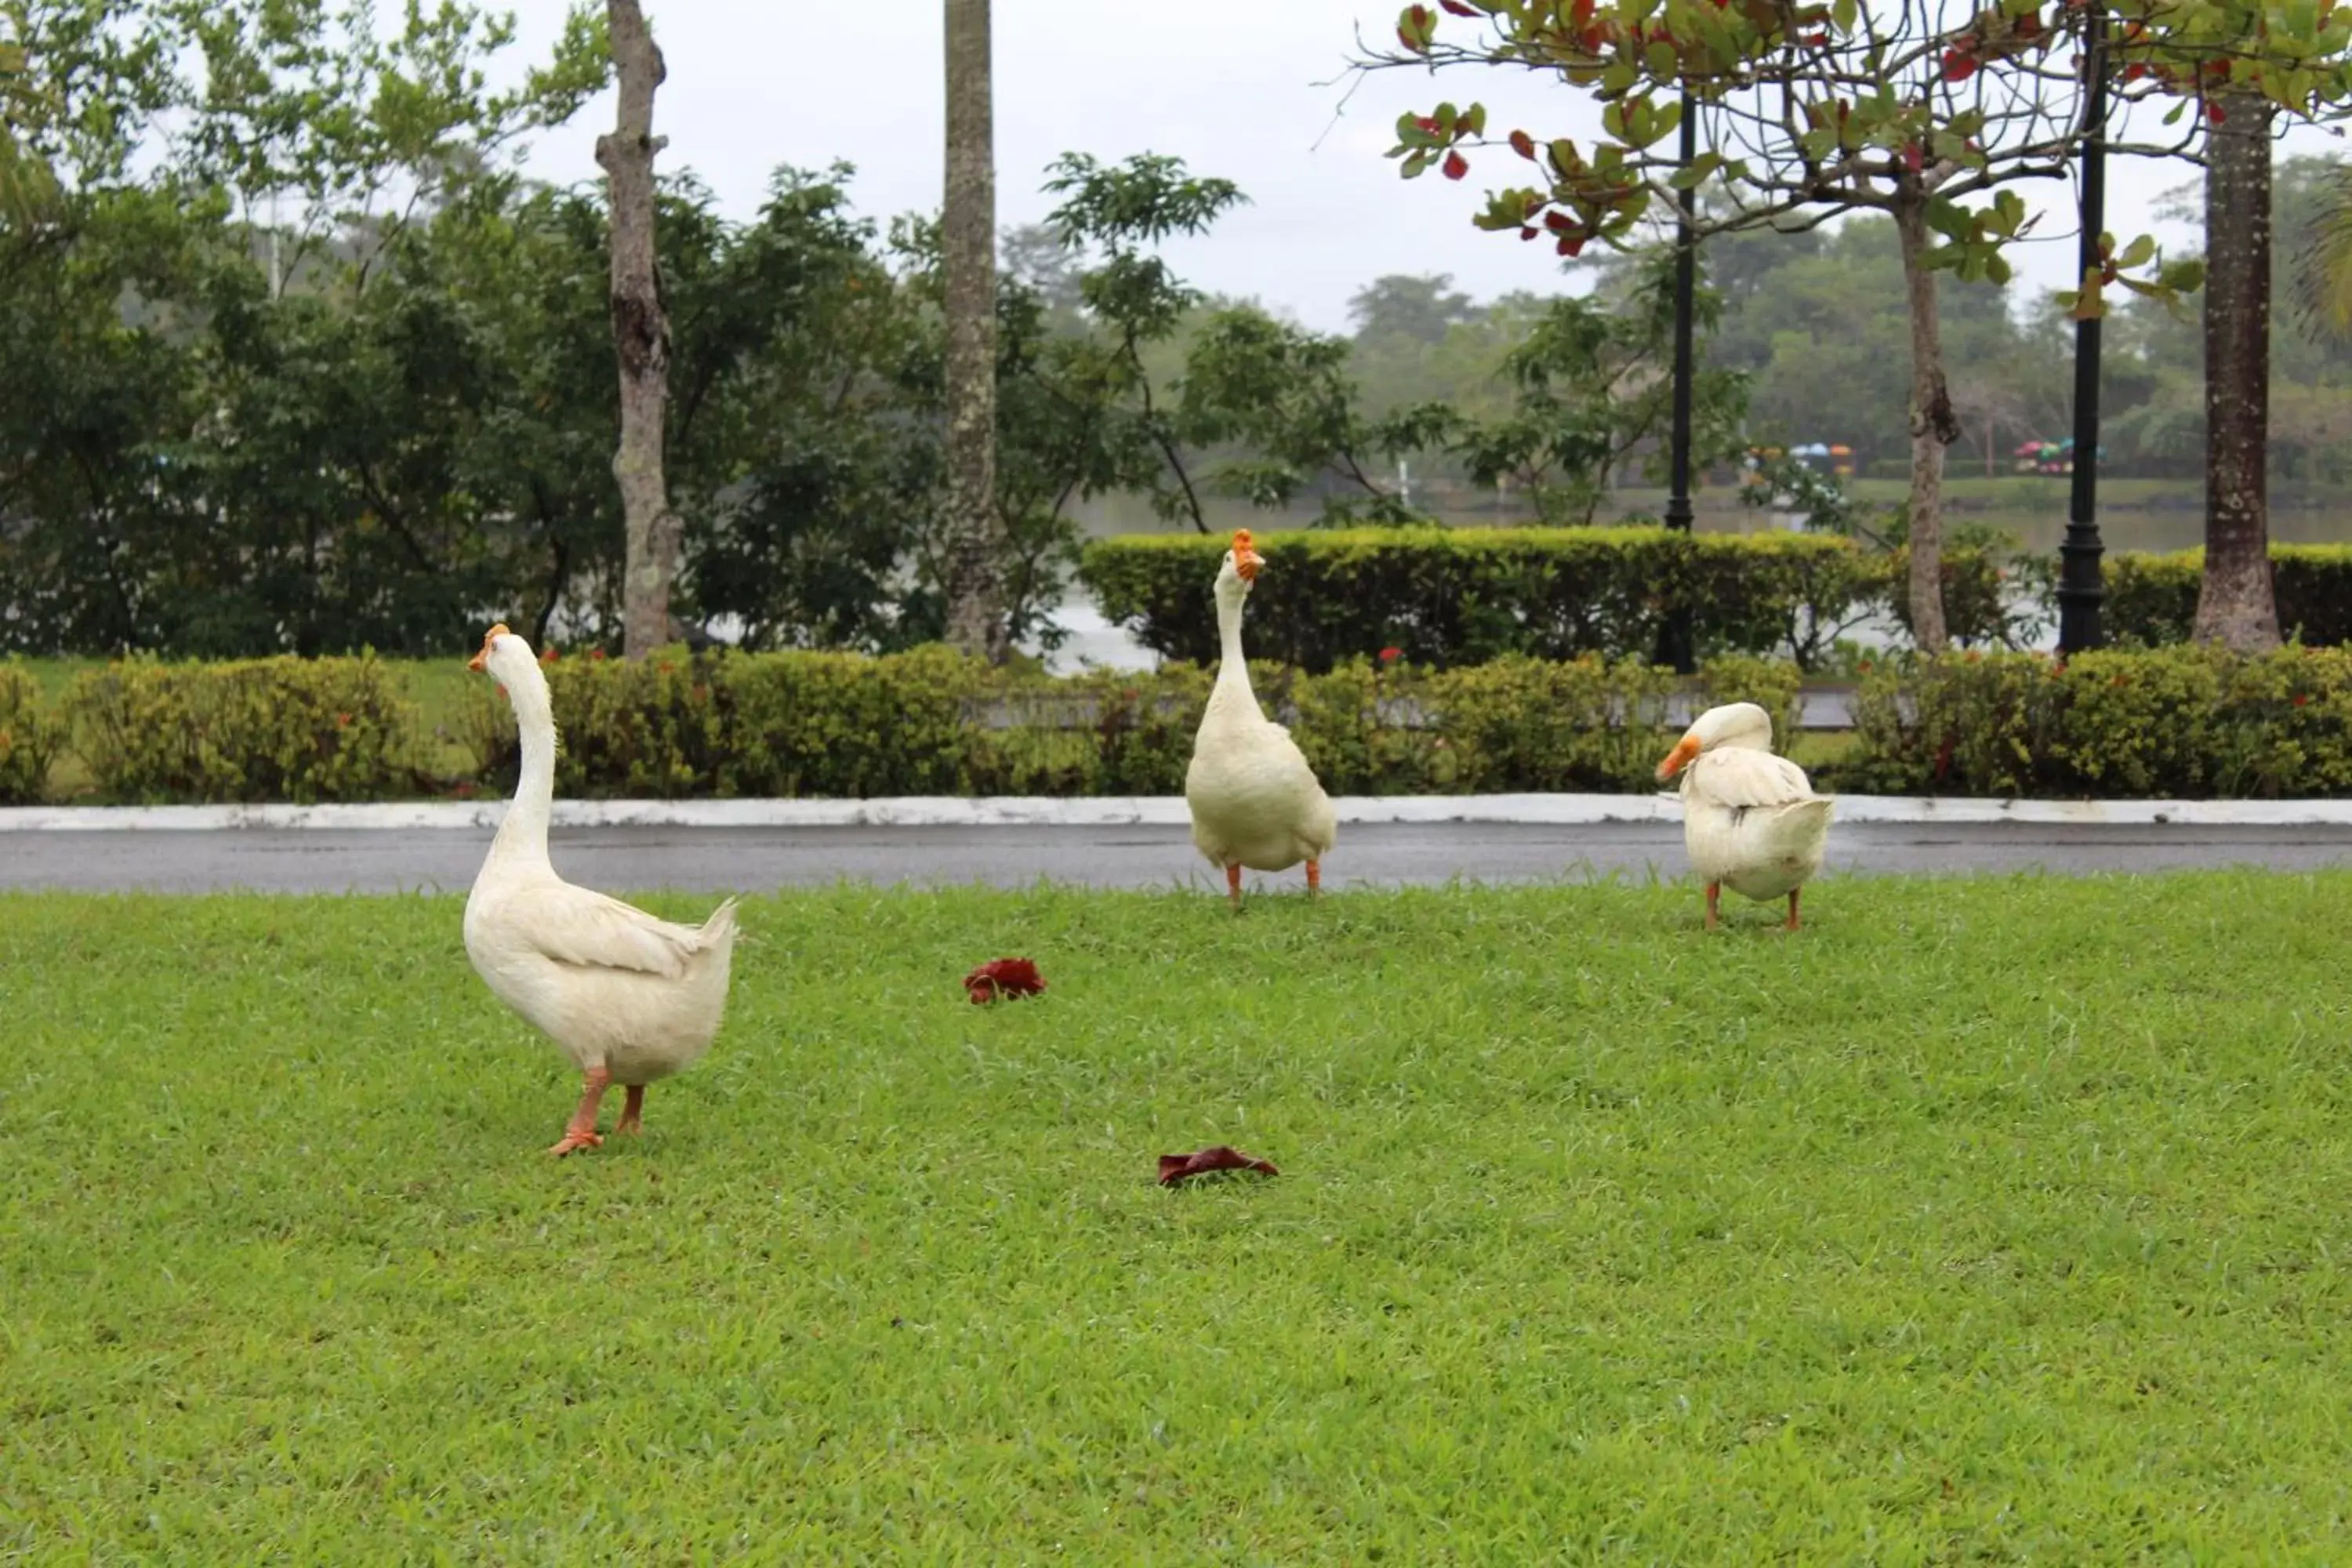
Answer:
[
  {"xmin": 460, "ymin": 644, "xmax": 997, "ymax": 800},
  {"xmin": 78, "ymin": 642, "xmax": 2352, "ymax": 804},
  {"xmin": 0, "ymin": 662, "xmax": 64, "ymax": 804},
  {"xmin": 450, "ymin": 644, "xmax": 1810, "ymax": 801},
  {"xmin": 1834, "ymin": 644, "xmax": 2352, "ymax": 798},
  {"xmin": 66, "ymin": 655, "xmax": 421, "ymax": 804},
  {"xmin": 1270, "ymin": 653, "xmax": 1798, "ymax": 794}
]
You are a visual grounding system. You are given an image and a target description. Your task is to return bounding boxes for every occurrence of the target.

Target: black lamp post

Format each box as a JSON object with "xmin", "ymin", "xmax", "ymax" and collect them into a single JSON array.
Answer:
[
  {"xmin": 1659, "ymin": 89, "xmax": 1699, "ymax": 675},
  {"xmin": 2057, "ymin": 10, "xmax": 2109, "ymax": 653}
]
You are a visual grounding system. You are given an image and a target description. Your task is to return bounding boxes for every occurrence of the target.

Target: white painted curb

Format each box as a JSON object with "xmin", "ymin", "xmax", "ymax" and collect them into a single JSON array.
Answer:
[{"xmin": 5, "ymin": 793, "xmax": 2352, "ymax": 831}]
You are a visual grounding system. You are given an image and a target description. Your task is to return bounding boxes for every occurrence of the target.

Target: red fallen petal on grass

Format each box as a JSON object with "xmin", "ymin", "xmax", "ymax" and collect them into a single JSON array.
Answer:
[
  {"xmin": 964, "ymin": 956, "xmax": 1047, "ymax": 1004},
  {"xmin": 1158, "ymin": 1146, "xmax": 1280, "ymax": 1185}
]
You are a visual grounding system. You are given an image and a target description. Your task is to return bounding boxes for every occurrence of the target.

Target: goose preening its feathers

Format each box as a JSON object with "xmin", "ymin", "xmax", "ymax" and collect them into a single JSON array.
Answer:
[
  {"xmin": 463, "ymin": 623, "xmax": 741, "ymax": 1155},
  {"xmin": 1657, "ymin": 700, "xmax": 1833, "ymax": 931},
  {"xmin": 1184, "ymin": 530, "xmax": 1338, "ymax": 909}
]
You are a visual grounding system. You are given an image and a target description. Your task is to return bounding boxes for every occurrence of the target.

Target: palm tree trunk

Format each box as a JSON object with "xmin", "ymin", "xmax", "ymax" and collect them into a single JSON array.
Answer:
[
  {"xmin": 597, "ymin": 0, "xmax": 681, "ymax": 661},
  {"xmin": 1893, "ymin": 194, "xmax": 1956, "ymax": 654},
  {"xmin": 942, "ymin": 0, "xmax": 1006, "ymax": 662},
  {"xmin": 2195, "ymin": 85, "xmax": 2282, "ymax": 653}
]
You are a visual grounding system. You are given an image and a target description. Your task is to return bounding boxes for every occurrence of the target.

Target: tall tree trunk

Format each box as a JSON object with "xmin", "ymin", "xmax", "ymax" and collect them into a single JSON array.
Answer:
[
  {"xmin": 2196, "ymin": 87, "xmax": 2282, "ymax": 653},
  {"xmin": 597, "ymin": 0, "xmax": 681, "ymax": 662},
  {"xmin": 941, "ymin": 0, "xmax": 1006, "ymax": 662},
  {"xmin": 1893, "ymin": 195, "xmax": 1957, "ymax": 653}
]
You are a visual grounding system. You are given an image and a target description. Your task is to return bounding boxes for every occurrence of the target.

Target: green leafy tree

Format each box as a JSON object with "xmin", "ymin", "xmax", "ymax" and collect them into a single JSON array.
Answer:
[
  {"xmin": 1172, "ymin": 306, "xmax": 1444, "ymax": 522},
  {"xmin": 2116, "ymin": 14, "xmax": 2352, "ymax": 650},
  {"xmin": 1444, "ymin": 253, "xmax": 1748, "ymax": 524},
  {"xmin": 168, "ymin": 0, "xmax": 608, "ymax": 294},
  {"xmin": 681, "ymin": 169, "xmax": 942, "ymax": 652},
  {"xmin": 1370, "ymin": 0, "xmax": 2270, "ymax": 650},
  {"xmin": 1033, "ymin": 151, "xmax": 1247, "ymax": 535},
  {"xmin": 1348, "ymin": 273, "xmax": 1480, "ymax": 343}
]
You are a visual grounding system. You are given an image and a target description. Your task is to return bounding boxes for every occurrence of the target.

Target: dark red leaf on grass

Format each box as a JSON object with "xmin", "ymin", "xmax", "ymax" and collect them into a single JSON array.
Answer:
[
  {"xmin": 964, "ymin": 956, "xmax": 1047, "ymax": 1004},
  {"xmin": 1158, "ymin": 1145, "xmax": 1280, "ymax": 1185}
]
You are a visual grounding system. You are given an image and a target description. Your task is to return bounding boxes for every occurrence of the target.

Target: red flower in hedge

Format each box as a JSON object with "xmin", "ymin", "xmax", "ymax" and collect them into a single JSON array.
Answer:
[
  {"xmin": 541, "ymin": 646, "xmax": 559, "ymax": 664},
  {"xmin": 2295, "ymin": 692, "xmax": 2312, "ymax": 707},
  {"xmin": 1378, "ymin": 646, "xmax": 1403, "ymax": 665},
  {"xmin": 964, "ymin": 957, "xmax": 1047, "ymax": 1004},
  {"xmin": 589, "ymin": 647, "xmax": 608, "ymax": 662}
]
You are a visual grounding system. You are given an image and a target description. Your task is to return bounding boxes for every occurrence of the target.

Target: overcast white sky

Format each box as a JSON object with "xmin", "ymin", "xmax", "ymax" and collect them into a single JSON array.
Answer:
[{"xmin": 489, "ymin": 0, "xmax": 2343, "ymax": 332}]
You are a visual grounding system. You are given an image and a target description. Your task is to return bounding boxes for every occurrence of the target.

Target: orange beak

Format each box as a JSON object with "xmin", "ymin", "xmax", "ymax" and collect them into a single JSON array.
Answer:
[
  {"xmin": 468, "ymin": 622, "xmax": 510, "ymax": 673},
  {"xmin": 1232, "ymin": 528, "xmax": 1262, "ymax": 583},
  {"xmin": 1657, "ymin": 733, "xmax": 1701, "ymax": 781}
]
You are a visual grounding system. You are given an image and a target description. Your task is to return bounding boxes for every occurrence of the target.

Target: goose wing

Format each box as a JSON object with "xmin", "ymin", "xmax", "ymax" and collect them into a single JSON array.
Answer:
[
  {"xmin": 510, "ymin": 881, "xmax": 717, "ymax": 978},
  {"xmin": 1686, "ymin": 746, "xmax": 1819, "ymax": 809}
]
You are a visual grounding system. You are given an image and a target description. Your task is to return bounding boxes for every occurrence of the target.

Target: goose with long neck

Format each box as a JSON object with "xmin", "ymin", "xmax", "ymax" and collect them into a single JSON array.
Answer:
[
  {"xmin": 1656, "ymin": 700, "xmax": 1833, "ymax": 931},
  {"xmin": 1183, "ymin": 530, "xmax": 1337, "ymax": 909},
  {"xmin": 463, "ymin": 623, "xmax": 741, "ymax": 1155}
]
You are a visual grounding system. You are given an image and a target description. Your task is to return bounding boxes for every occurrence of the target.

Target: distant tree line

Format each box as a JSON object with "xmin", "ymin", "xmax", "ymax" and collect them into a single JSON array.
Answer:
[{"xmin": 1348, "ymin": 158, "xmax": 2352, "ymax": 499}]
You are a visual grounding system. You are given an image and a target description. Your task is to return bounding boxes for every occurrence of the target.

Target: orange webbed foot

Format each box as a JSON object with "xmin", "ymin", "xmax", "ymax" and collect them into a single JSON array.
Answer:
[
  {"xmin": 614, "ymin": 1084, "xmax": 646, "ymax": 1136},
  {"xmin": 548, "ymin": 1067, "xmax": 612, "ymax": 1156}
]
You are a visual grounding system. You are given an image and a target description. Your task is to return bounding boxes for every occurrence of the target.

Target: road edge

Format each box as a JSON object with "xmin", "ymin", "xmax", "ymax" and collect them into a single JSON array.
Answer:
[{"xmin": 5, "ymin": 793, "xmax": 2350, "ymax": 831}]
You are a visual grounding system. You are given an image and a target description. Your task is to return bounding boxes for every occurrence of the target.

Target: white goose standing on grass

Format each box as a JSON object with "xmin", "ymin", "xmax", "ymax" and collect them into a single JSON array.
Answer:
[
  {"xmin": 1656, "ymin": 700, "xmax": 1833, "ymax": 931},
  {"xmin": 463, "ymin": 623, "xmax": 741, "ymax": 1155},
  {"xmin": 1185, "ymin": 529, "xmax": 1338, "ymax": 909}
]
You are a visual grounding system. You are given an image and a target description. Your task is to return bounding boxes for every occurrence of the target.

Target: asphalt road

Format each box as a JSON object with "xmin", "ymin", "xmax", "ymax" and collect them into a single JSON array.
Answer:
[{"xmin": 9, "ymin": 820, "xmax": 2352, "ymax": 895}]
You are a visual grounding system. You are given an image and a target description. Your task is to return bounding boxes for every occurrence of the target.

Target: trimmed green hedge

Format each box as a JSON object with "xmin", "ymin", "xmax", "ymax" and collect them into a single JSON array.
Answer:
[
  {"xmin": 2106, "ymin": 545, "xmax": 2352, "ymax": 648},
  {"xmin": 460, "ymin": 646, "xmax": 1804, "ymax": 800},
  {"xmin": 16, "ymin": 642, "xmax": 2352, "ymax": 804},
  {"xmin": 64, "ymin": 655, "xmax": 423, "ymax": 804},
  {"xmin": 1077, "ymin": 525, "xmax": 2009, "ymax": 672},
  {"xmin": 455, "ymin": 647, "xmax": 997, "ymax": 800},
  {"xmin": 19, "ymin": 647, "xmax": 1799, "ymax": 803},
  {"xmin": 1839, "ymin": 644, "xmax": 2352, "ymax": 797}
]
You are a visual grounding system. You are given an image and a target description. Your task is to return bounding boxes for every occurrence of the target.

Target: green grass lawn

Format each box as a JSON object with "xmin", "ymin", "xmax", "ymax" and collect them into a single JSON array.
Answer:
[{"xmin": 6, "ymin": 874, "xmax": 2352, "ymax": 1560}]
